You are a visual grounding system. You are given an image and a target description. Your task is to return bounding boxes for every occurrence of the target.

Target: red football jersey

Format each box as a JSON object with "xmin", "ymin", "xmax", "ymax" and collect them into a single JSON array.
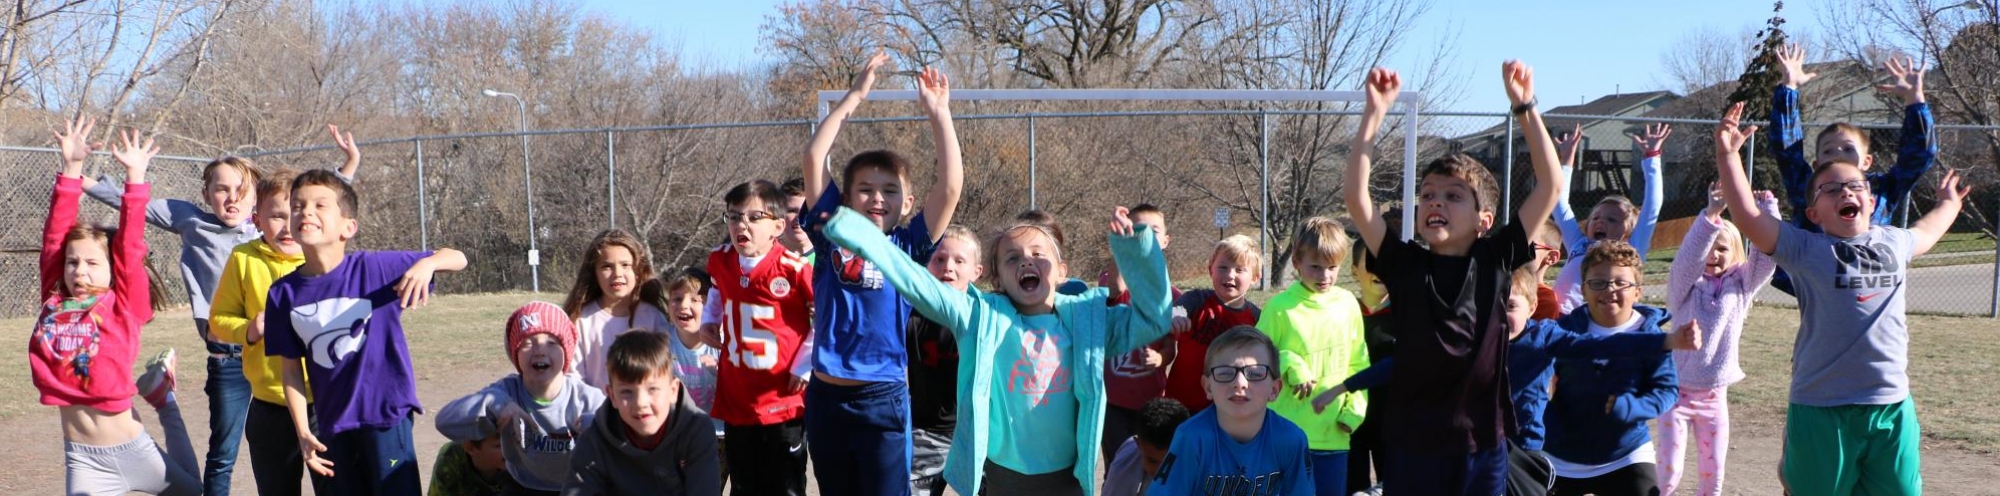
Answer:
[{"xmin": 706, "ymin": 244, "xmax": 815, "ymax": 426}]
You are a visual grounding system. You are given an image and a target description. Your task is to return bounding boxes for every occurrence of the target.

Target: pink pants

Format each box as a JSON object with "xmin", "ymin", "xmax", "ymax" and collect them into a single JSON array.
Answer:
[{"xmin": 1656, "ymin": 386, "xmax": 1729, "ymax": 495}]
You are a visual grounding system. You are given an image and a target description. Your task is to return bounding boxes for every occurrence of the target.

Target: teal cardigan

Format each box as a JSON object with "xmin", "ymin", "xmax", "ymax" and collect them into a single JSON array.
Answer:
[{"xmin": 821, "ymin": 208, "xmax": 1173, "ymax": 496}]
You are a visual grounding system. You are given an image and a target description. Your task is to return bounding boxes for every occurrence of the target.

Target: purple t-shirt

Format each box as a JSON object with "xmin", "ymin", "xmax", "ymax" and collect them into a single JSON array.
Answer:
[{"xmin": 265, "ymin": 251, "xmax": 429, "ymax": 435}]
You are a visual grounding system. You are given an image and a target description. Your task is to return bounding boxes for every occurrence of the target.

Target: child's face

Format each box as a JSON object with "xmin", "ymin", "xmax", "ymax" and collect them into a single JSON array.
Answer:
[
  {"xmin": 1585, "ymin": 204, "xmax": 1633, "ymax": 243},
  {"xmin": 1704, "ymin": 235, "xmax": 1740, "ymax": 277},
  {"xmin": 63, "ymin": 238, "xmax": 111, "ymax": 296},
  {"xmin": 927, "ymin": 236, "xmax": 983, "ymax": 292},
  {"xmin": 1583, "ymin": 263, "xmax": 1642, "ymax": 324},
  {"xmin": 1804, "ymin": 165, "xmax": 1875, "ymax": 238},
  {"xmin": 1353, "ymin": 260, "xmax": 1388, "ymax": 312},
  {"xmin": 1292, "ymin": 254, "xmax": 1339, "ymax": 294},
  {"xmin": 462, "ymin": 437, "xmax": 507, "ymax": 474},
  {"xmin": 1137, "ymin": 438, "xmax": 1169, "ymax": 481},
  {"xmin": 1505, "ymin": 291, "xmax": 1533, "ymax": 340},
  {"xmin": 1132, "ymin": 211, "xmax": 1170, "ymax": 249},
  {"xmin": 845, "ymin": 167, "xmax": 914, "ymax": 232},
  {"xmin": 204, "ymin": 167, "xmax": 256, "ymax": 228},
  {"xmin": 256, "ymin": 195, "xmax": 301, "ymax": 255},
  {"xmin": 781, "ymin": 193, "xmax": 811, "ymax": 253},
  {"xmin": 610, "ymin": 370, "xmax": 680, "ymax": 438},
  {"xmin": 1815, "ymin": 130, "xmax": 1874, "ymax": 171},
  {"xmin": 514, "ymin": 333, "xmax": 565, "ymax": 381},
  {"xmin": 596, "ymin": 245, "xmax": 637, "ymax": 301},
  {"xmin": 666, "ymin": 287, "xmax": 703, "ymax": 332},
  {"xmin": 725, "ymin": 198, "xmax": 783, "ymax": 257},
  {"xmin": 1210, "ymin": 254, "xmax": 1258, "ymax": 303},
  {"xmin": 1416, "ymin": 173, "xmax": 1494, "ymax": 251},
  {"xmin": 1202, "ymin": 346, "xmax": 1280, "ymax": 420},
  {"xmin": 290, "ymin": 184, "xmax": 356, "ymax": 248},
  {"xmin": 995, "ymin": 228, "xmax": 1067, "ymax": 314}
]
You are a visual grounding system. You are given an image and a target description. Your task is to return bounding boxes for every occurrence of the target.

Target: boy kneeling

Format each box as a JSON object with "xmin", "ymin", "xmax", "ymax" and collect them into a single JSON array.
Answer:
[{"xmin": 566, "ymin": 331, "xmax": 721, "ymax": 495}]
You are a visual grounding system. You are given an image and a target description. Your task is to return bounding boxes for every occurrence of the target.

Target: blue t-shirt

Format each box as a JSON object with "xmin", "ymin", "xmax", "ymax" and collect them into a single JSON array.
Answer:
[
  {"xmin": 1147, "ymin": 408, "xmax": 1313, "ymax": 496},
  {"xmin": 265, "ymin": 251, "xmax": 429, "ymax": 435},
  {"xmin": 802, "ymin": 181, "xmax": 933, "ymax": 382},
  {"xmin": 988, "ymin": 313, "xmax": 1079, "ymax": 474}
]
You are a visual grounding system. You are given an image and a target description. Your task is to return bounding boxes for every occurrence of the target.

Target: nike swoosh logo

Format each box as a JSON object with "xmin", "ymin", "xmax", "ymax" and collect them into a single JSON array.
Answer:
[
  {"xmin": 1858, "ymin": 293, "xmax": 1883, "ymax": 303},
  {"xmin": 789, "ymin": 443, "xmax": 805, "ymax": 453}
]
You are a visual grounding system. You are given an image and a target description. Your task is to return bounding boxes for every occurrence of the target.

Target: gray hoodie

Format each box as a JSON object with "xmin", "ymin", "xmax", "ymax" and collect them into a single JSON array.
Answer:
[
  {"xmin": 563, "ymin": 386, "xmax": 720, "ymax": 496},
  {"xmin": 436, "ymin": 374, "xmax": 605, "ymax": 492}
]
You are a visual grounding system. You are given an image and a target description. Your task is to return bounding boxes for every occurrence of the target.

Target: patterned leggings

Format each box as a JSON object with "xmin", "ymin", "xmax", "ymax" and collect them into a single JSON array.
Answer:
[{"xmin": 1655, "ymin": 386, "xmax": 1730, "ymax": 496}]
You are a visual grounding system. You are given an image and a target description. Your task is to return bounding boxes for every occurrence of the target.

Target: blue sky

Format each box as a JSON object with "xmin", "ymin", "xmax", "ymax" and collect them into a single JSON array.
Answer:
[{"xmin": 578, "ymin": 0, "xmax": 1828, "ymax": 111}]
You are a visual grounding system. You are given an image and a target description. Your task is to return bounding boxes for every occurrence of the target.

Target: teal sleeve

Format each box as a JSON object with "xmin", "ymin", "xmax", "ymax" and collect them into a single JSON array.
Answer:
[
  {"xmin": 1103, "ymin": 225, "xmax": 1173, "ymax": 356},
  {"xmin": 821, "ymin": 207, "xmax": 982, "ymax": 334}
]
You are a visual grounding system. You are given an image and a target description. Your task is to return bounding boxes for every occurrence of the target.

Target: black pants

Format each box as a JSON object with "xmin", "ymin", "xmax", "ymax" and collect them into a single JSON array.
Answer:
[
  {"xmin": 245, "ymin": 399, "xmax": 327, "ymax": 496},
  {"xmin": 725, "ymin": 418, "xmax": 808, "ymax": 496},
  {"xmin": 1506, "ymin": 444, "xmax": 1554, "ymax": 496},
  {"xmin": 1551, "ymin": 463, "xmax": 1659, "ymax": 496},
  {"xmin": 1345, "ymin": 414, "xmax": 1384, "ymax": 493},
  {"xmin": 1101, "ymin": 404, "xmax": 1141, "ymax": 470}
]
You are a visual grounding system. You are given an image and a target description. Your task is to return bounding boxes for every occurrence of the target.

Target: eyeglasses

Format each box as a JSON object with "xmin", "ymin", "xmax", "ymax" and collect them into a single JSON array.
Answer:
[
  {"xmin": 722, "ymin": 211, "xmax": 781, "ymax": 224},
  {"xmin": 1585, "ymin": 278, "xmax": 1637, "ymax": 292},
  {"xmin": 1813, "ymin": 179, "xmax": 1869, "ymax": 200},
  {"xmin": 1531, "ymin": 242, "xmax": 1558, "ymax": 254},
  {"xmin": 1207, "ymin": 364, "xmax": 1273, "ymax": 383}
]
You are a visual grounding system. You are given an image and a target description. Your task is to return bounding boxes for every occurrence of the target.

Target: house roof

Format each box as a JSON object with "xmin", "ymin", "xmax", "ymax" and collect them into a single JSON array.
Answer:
[{"xmin": 1457, "ymin": 90, "xmax": 1678, "ymax": 140}]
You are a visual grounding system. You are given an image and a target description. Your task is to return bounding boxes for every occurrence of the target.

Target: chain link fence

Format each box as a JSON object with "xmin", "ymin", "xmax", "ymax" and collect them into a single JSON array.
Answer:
[{"xmin": 4, "ymin": 109, "xmax": 1995, "ymax": 317}]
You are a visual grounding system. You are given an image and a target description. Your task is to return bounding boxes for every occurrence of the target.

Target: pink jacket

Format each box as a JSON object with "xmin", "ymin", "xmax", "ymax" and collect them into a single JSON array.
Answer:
[
  {"xmin": 1664, "ymin": 197, "xmax": 1778, "ymax": 390},
  {"xmin": 30, "ymin": 176, "xmax": 153, "ymax": 413}
]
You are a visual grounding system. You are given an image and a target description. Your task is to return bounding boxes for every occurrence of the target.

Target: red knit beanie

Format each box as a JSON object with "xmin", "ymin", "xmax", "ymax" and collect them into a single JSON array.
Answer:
[{"xmin": 505, "ymin": 301, "xmax": 578, "ymax": 375}]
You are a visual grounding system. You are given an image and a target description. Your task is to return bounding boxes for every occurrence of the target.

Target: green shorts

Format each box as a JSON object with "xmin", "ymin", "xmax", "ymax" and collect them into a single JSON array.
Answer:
[{"xmin": 1782, "ymin": 398, "xmax": 1922, "ymax": 496}]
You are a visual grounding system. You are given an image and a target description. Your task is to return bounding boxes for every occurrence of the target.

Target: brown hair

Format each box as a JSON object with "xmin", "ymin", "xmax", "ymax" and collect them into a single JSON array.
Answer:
[
  {"xmin": 289, "ymin": 169, "xmax": 359, "ymax": 218},
  {"xmin": 724, "ymin": 180, "xmax": 787, "ymax": 215},
  {"xmin": 54, "ymin": 224, "xmax": 115, "ymax": 297},
  {"xmin": 202, "ymin": 156, "xmax": 261, "ymax": 197},
  {"xmin": 1807, "ymin": 160, "xmax": 1866, "ymax": 201},
  {"xmin": 257, "ymin": 168, "xmax": 298, "ymax": 205},
  {"xmin": 841, "ymin": 150, "xmax": 913, "ymax": 193},
  {"xmin": 1205, "ymin": 325, "xmax": 1279, "ymax": 370},
  {"xmin": 1288, "ymin": 217, "xmax": 1350, "ymax": 268},
  {"xmin": 1814, "ymin": 123, "xmax": 1870, "ymax": 163},
  {"xmin": 605, "ymin": 330, "xmax": 677, "ymax": 385},
  {"xmin": 1581, "ymin": 240, "xmax": 1644, "ymax": 284},
  {"xmin": 561, "ymin": 229, "xmax": 665, "ymax": 322},
  {"xmin": 1013, "ymin": 210, "xmax": 1067, "ymax": 246},
  {"xmin": 1419, "ymin": 154, "xmax": 1502, "ymax": 214}
]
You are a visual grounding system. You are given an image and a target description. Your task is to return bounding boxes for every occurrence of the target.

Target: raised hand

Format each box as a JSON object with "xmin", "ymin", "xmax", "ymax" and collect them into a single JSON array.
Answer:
[
  {"xmin": 53, "ymin": 117, "xmax": 98, "ymax": 177},
  {"xmin": 1876, "ymin": 55, "xmax": 1927, "ymax": 106},
  {"xmin": 397, "ymin": 262, "xmax": 437, "ymax": 309},
  {"xmin": 1503, "ymin": 60, "xmax": 1536, "ymax": 107},
  {"xmin": 1109, "ymin": 206, "xmax": 1136, "ymax": 237},
  {"xmin": 111, "ymin": 129, "xmax": 159, "ymax": 184},
  {"xmin": 1363, "ymin": 67, "xmax": 1401, "ymax": 112},
  {"xmin": 1716, "ymin": 102, "xmax": 1760, "ymax": 155},
  {"xmin": 1705, "ymin": 182, "xmax": 1727, "ymax": 220},
  {"xmin": 917, "ymin": 66, "xmax": 951, "ymax": 117},
  {"xmin": 1556, "ymin": 123, "xmax": 1584, "ymax": 166},
  {"xmin": 1755, "ymin": 190, "xmax": 1777, "ymax": 205},
  {"xmin": 328, "ymin": 124, "xmax": 361, "ymax": 177},
  {"xmin": 1778, "ymin": 43, "xmax": 1816, "ymax": 88},
  {"xmin": 850, "ymin": 50, "xmax": 891, "ymax": 99},
  {"xmin": 1935, "ymin": 168, "xmax": 1972, "ymax": 205},
  {"xmin": 1630, "ymin": 123, "xmax": 1671, "ymax": 154},
  {"xmin": 1667, "ymin": 319, "xmax": 1702, "ymax": 351}
]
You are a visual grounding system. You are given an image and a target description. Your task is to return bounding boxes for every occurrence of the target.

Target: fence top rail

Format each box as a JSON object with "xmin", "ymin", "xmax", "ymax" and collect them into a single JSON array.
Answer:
[
  {"xmin": 0, "ymin": 145, "xmax": 213, "ymax": 162},
  {"xmin": 818, "ymin": 88, "xmax": 1428, "ymax": 104}
]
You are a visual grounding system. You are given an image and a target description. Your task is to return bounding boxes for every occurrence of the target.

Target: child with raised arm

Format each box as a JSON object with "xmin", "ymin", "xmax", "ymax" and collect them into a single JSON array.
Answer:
[
  {"xmin": 1103, "ymin": 203, "xmax": 1180, "ymax": 468},
  {"xmin": 566, "ymin": 331, "xmax": 723, "ymax": 496},
  {"xmin": 436, "ymin": 302, "xmax": 606, "ymax": 495},
  {"xmin": 908, "ymin": 225, "xmax": 982, "ymax": 496},
  {"xmin": 1654, "ymin": 184, "xmax": 1781, "ymax": 496},
  {"xmin": 1159, "ymin": 235, "xmax": 1263, "ymax": 413},
  {"xmin": 208, "ymin": 168, "xmax": 329, "ymax": 496},
  {"xmin": 37, "ymin": 119, "xmax": 199, "ymax": 496},
  {"xmin": 264, "ymin": 169, "xmax": 467, "ymax": 496},
  {"xmin": 1771, "ymin": 44, "xmax": 1936, "ymax": 230},
  {"xmin": 1716, "ymin": 100, "xmax": 1969, "ymax": 496},
  {"xmin": 1256, "ymin": 217, "xmax": 1368, "ymax": 494},
  {"xmin": 818, "ymin": 205, "xmax": 1173, "ymax": 496},
  {"xmin": 1549, "ymin": 123, "xmax": 1669, "ymax": 315},
  {"xmin": 81, "ymin": 124, "xmax": 360, "ymax": 496},
  {"xmin": 1146, "ymin": 326, "xmax": 1313, "ymax": 496},
  {"xmin": 562, "ymin": 229, "xmax": 674, "ymax": 390},
  {"xmin": 1341, "ymin": 62, "xmax": 1565, "ymax": 495},
  {"xmin": 700, "ymin": 179, "xmax": 815, "ymax": 496},
  {"xmin": 799, "ymin": 51, "xmax": 965, "ymax": 495}
]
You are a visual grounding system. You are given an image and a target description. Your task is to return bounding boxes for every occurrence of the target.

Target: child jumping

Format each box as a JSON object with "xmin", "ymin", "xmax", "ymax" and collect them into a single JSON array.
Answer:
[
  {"xmin": 1343, "ymin": 61, "xmax": 1565, "ymax": 495},
  {"xmin": 264, "ymin": 169, "xmax": 468, "ymax": 496},
  {"xmin": 799, "ymin": 51, "xmax": 965, "ymax": 495},
  {"xmin": 39, "ymin": 118, "xmax": 199, "ymax": 496},
  {"xmin": 819, "ymin": 205, "xmax": 1173, "ymax": 496},
  {"xmin": 436, "ymin": 302, "xmax": 606, "ymax": 495},
  {"xmin": 562, "ymin": 229, "xmax": 674, "ymax": 389},
  {"xmin": 1257, "ymin": 217, "xmax": 1368, "ymax": 494}
]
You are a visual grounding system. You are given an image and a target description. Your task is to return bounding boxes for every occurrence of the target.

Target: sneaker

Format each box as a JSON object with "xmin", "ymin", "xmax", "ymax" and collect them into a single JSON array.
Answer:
[{"xmin": 136, "ymin": 348, "xmax": 177, "ymax": 408}]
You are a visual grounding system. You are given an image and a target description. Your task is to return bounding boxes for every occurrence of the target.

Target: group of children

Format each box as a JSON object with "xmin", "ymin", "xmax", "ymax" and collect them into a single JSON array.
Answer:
[{"xmin": 28, "ymin": 43, "xmax": 1958, "ymax": 496}]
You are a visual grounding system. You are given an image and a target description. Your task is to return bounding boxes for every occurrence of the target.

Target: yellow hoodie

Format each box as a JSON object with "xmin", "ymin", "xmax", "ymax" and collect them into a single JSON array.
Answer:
[{"xmin": 210, "ymin": 239, "xmax": 309, "ymax": 405}]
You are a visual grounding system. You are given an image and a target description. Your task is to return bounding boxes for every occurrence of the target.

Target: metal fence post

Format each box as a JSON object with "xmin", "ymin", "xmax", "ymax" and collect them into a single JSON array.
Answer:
[
  {"xmin": 607, "ymin": 131, "xmax": 617, "ymax": 230},
  {"xmin": 1991, "ymin": 198, "xmax": 1998, "ymax": 318},
  {"xmin": 1028, "ymin": 113, "xmax": 1038, "ymax": 210},
  {"xmin": 1259, "ymin": 110, "xmax": 1271, "ymax": 290},
  {"xmin": 1503, "ymin": 112, "xmax": 1515, "ymax": 221},
  {"xmin": 415, "ymin": 140, "xmax": 429, "ymax": 252}
]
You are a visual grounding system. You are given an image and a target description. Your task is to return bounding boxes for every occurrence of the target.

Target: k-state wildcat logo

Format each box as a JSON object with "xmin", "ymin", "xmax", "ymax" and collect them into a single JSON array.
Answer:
[{"xmin": 292, "ymin": 297, "xmax": 373, "ymax": 369}]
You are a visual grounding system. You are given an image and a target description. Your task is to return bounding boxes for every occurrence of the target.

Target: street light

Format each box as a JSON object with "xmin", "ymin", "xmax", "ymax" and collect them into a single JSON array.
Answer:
[{"xmin": 482, "ymin": 88, "xmax": 541, "ymax": 292}]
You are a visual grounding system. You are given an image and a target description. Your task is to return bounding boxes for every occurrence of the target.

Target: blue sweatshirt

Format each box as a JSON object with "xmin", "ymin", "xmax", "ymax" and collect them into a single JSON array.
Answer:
[
  {"xmin": 1542, "ymin": 305, "xmax": 1678, "ymax": 465},
  {"xmin": 1146, "ymin": 408, "xmax": 1313, "ymax": 496}
]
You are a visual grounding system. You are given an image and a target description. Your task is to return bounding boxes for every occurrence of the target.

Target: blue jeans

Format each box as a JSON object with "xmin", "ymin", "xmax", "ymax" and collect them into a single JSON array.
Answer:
[
  {"xmin": 1312, "ymin": 450, "xmax": 1350, "ymax": 496},
  {"xmin": 804, "ymin": 377, "xmax": 911, "ymax": 496},
  {"xmin": 1383, "ymin": 446, "xmax": 1507, "ymax": 496},
  {"xmin": 200, "ymin": 319, "xmax": 250, "ymax": 496},
  {"xmin": 320, "ymin": 414, "xmax": 421, "ymax": 496}
]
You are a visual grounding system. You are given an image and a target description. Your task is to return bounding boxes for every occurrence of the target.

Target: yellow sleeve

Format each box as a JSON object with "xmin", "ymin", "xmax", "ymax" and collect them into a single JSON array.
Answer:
[
  {"xmin": 210, "ymin": 250, "xmax": 254, "ymax": 345},
  {"xmin": 1336, "ymin": 302, "xmax": 1370, "ymax": 432}
]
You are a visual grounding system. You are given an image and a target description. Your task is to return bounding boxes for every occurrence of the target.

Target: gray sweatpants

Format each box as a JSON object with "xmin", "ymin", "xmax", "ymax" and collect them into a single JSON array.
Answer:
[{"xmin": 64, "ymin": 396, "xmax": 200, "ymax": 496}]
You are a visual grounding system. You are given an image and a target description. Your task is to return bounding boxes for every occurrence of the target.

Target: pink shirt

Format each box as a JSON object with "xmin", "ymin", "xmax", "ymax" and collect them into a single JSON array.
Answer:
[
  {"xmin": 31, "ymin": 176, "xmax": 152, "ymax": 413},
  {"xmin": 1664, "ymin": 199, "xmax": 1779, "ymax": 390}
]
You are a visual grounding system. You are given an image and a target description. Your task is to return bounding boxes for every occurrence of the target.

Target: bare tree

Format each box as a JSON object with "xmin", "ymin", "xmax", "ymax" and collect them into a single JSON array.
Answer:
[{"xmin": 1660, "ymin": 25, "xmax": 1757, "ymax": 95}]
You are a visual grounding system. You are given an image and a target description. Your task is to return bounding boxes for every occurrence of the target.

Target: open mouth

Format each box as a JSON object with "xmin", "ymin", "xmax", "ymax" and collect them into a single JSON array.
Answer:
[
  {"xmin": 530, "ymin": 358, "xmax": 552, "ymax": 372},
  {"xmin": 1017, "ymin": 273, "xmax": 1043, "ymax": 293},
  {"xmin": 867, "ymin": 208, "xmax": 888, "ymax": 219},
  {"xmin": 1228, "ymin": 394, "xmax": 1250, "ymax": 405},
  {"xmin": 1838, "ymin": 203, "xmax": 1862, "ymax": 221},
  {"xmin": 1424, "ymin": 213, "xmax": 1446, "ymax": 228},
  {"xmin": 734, "ymin": 234, "xmax": 752, "ymax": 244},
  {"xmin": 1591, "ymin": 230, "xmax": 1609, "ymax": 241}
]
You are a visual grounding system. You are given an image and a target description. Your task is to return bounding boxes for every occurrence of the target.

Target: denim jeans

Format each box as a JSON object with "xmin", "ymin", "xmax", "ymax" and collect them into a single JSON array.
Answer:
[{"xmin": 200, "ymin": 318, "xmax": 251, "ymax": 496}]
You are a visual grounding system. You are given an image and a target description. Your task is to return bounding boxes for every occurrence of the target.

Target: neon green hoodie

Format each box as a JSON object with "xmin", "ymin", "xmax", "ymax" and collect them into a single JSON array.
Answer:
[{"xmin": 1257, "ymin": 281, "xmax": 1369, "ymax": 450}]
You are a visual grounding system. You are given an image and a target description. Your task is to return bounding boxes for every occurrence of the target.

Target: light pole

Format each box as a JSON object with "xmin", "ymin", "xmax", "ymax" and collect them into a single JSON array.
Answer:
[{"xmin": 482, "ymin": 89, "xmax": 541, "ymax": 292}]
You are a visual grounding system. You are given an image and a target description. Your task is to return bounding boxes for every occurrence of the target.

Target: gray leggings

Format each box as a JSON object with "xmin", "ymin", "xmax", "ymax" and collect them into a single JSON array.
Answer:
[{"xmin": 63, "ymin": 398, "xmax": 200, "ymax": 496}]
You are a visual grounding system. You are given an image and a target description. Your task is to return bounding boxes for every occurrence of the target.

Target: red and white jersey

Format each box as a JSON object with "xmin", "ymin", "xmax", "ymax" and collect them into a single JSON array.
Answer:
[{"xmin": 705, "ymin": 244, "xmax": 814, "ymax": 426}]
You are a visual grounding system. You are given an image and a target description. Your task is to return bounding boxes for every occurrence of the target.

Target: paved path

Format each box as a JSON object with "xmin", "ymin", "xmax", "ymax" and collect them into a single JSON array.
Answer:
[{"xmin": 1644, "ymin": 262, "xmax": 1997, "ymax": 316}]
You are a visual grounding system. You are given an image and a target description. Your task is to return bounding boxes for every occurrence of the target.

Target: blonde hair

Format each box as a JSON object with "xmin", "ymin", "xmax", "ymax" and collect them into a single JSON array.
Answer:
[
  {"xmin": 1509, "ymin": 266, "xmax": 1540, "ymax": 301},
  {"xmin": 202, "ymin": 156, "xmax": 261, "ymax": 198},
  {"xmin": 1594, "ymin": 195, "xmax": 1640, "ymax": 234},
  {"xmin": 984, "ymin": 222, "xmax": 1064, "ymax": 287},
  {"xmin": 1210, "ymin": 234, "xmax": 1261, "ymax": 271},
  {"xmin": 1289, "ymin": 217, "xmax": 1351, "ymax": 268},
  {"xmin": 938, "ymin": 224, "xmax": 982, "ymax": 260},
  {"xmin": 1712, "ymin": 220, "xmax": 1748, "ymax": 270}
]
